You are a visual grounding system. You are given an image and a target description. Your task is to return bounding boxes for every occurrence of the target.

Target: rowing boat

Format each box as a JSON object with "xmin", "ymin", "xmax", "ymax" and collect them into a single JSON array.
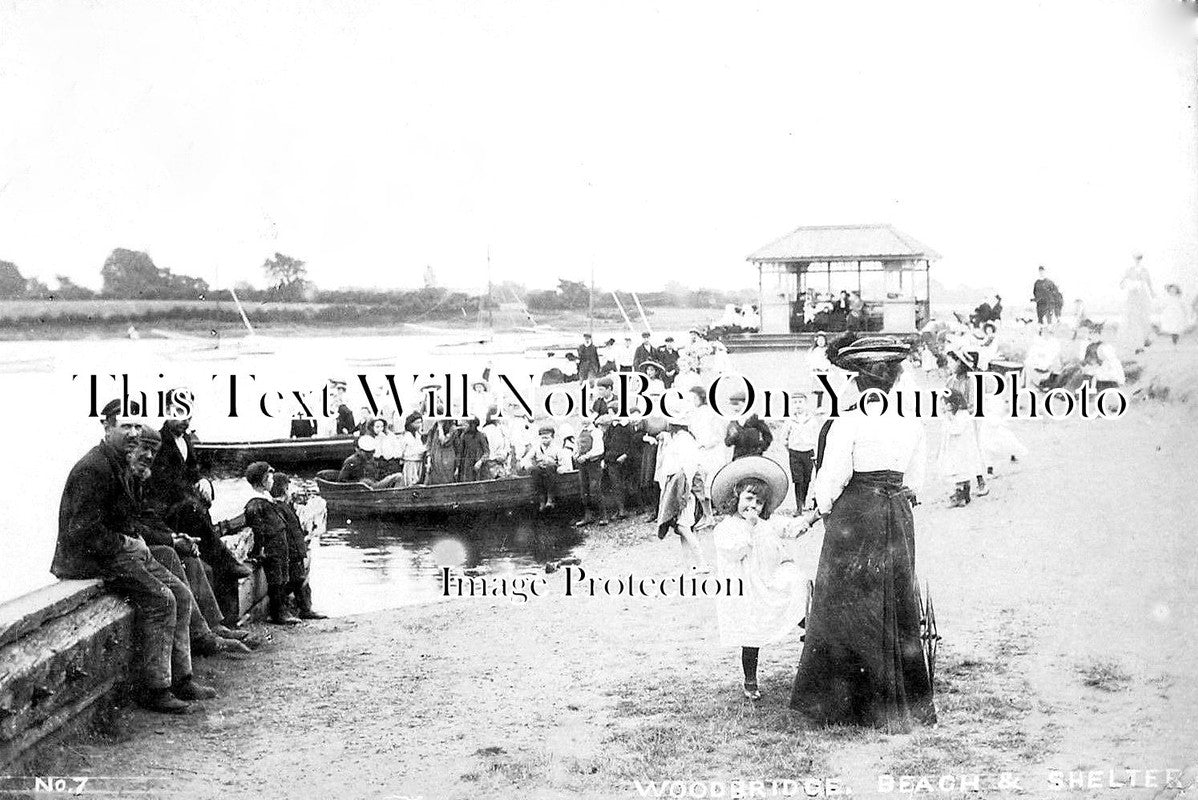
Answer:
[
  {"xmin": 195, "ymin": 436, "xmax": 357, "ymax": 469},
  {"xmin": 314, "ymin": 469, "xmax": 582, "ymax": 515}
]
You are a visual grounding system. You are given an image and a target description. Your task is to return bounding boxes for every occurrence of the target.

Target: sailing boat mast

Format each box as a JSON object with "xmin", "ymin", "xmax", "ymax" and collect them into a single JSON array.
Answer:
[{"xmin": 486, "ymin": 246, "xmax": 493, "ymax": 330}]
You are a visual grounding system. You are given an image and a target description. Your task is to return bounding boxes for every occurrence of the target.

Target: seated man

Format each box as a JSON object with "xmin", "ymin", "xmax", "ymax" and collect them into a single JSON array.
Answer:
[
  {"xmin": 336, "ymin": 436, "xmax": 405, "ymax": 489},
  {"xmin": 147, "ymin": 393, "xmax": 252, "ymax": 580},
  {"xmin": 52, "ymin": 399, "xmax": 215, "ymax": 714},
  {"xmin": 522, "ymin": 423, "xmax": 567, "ymax": 511},
  {"xmin": 270, "ymin": 473, "xmax": 327, "ymax": 620},
  {"xmin": 127, "ymin": 426, "xmax": 252, "ymax": 655}
]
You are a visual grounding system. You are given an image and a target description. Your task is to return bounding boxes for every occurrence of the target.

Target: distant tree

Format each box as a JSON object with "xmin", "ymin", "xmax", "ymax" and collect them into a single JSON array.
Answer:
[
  {"xmin": 0, "ymin": 261, "xmax": 26, "ymax": 298},
  {"xmin": 556, "ymin": 278, "xmax": 590, "ymax": 309},
  {"xmin": 100, "ymin": 248, "xmax": 208, "ymax": 299},
  {"xmin": 54, "ymin": 275, "xmax": 96, "ymax": 300},
  {"xmin": 262, "ymin": 253, "xmax": 308, "ymax": 301},
  {"xmin": 25, "ymin": 278, "xmax": 51, "ymax": 299}
]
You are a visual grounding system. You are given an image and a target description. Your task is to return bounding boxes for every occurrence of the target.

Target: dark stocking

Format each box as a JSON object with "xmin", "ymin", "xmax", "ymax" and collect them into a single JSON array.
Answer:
[{"xmin": 741, "ymin": 646, "xmax": 760, "ymax": 685}]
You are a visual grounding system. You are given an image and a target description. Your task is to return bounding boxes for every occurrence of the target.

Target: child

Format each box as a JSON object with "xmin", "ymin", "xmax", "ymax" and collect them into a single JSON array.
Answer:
[
  {"xmin": 782, "ymin": 391, "xmax": 823, "ymax": 512},
  {"xmin": 1160, "ymin": 284, "xmax": 1189, "ymax": 346},
  {"xmin": 939, "ymin": 391, "xmax": 983, "ymax": 508},
  {"xmin": 575, "ymin": 414, "xmax": 606, "ymax": 527},
  {"xmin": 243, "ymin": 461, "xmax": 300, "ymax": 625},
  {"xmin": 270, "ymin": 473, "xmax": 327, "ymax": 619},
  {"xmin": 711, "ymin": 457, "xmax": 809, "ymax": 701},
  {"xmin": 523, "ymin": 423, "xmax": 566, "ymax": 511},
  {"xmin": 654, "ymin": 417, "xmax": 710, "ymax": 573}
]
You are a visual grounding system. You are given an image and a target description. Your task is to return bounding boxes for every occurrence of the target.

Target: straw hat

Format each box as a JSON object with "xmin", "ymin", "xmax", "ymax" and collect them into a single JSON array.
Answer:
[
  {"xmin": 711, "ymin": 456, "xmax": 790, "ymax": 515},
  {"xmin": 639, "ymin": 360, "xmax": 666, "ymax": 374}
]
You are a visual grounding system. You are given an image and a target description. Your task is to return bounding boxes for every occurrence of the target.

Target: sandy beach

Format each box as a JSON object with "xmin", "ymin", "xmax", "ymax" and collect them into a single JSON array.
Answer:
[{"xmin": 34, "ymin": 353, "xmax": 1198, "ymax": 799}]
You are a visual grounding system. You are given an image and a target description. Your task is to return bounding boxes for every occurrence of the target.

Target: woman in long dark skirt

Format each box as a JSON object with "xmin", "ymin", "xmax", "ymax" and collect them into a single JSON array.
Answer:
[{"xmin": 787, "ymin": 335, "xmax": 936, "ymax": 732}]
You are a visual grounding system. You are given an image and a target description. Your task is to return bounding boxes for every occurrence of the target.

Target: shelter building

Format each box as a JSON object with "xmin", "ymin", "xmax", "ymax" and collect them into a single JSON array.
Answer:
[{"xmin": 746, "ymin": 224, "xmax": 938, "ymax": 334}]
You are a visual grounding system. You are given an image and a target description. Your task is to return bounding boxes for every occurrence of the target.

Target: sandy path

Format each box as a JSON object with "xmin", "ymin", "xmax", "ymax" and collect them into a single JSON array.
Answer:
[{"xmin": 45, "ymin": 403, "xmax": 1198, "ymax": 799}]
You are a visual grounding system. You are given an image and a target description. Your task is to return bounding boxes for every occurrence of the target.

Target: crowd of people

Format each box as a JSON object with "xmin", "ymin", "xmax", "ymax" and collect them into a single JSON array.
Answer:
[{"xmin": 53, "ymin": 396, "xmax": 325, "ymax": 715}]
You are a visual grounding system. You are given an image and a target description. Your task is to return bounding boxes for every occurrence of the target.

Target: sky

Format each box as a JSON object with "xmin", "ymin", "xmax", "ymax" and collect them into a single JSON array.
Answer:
[{"xmin": 0, "ymin": 0, "xmax": 1195, "ymax": 303}]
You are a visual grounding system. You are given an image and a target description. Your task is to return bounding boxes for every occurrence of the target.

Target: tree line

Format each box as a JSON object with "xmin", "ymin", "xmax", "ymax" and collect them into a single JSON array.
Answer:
[{"xmin": 0, "ymin": 250, "xmax": 752, "ymax": 310}]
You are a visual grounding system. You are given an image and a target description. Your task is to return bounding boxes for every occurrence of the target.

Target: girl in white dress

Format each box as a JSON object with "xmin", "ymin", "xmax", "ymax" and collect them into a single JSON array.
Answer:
[{"xmin": 712, "ymin": 457, "xmax": 809, "ymax": 701}]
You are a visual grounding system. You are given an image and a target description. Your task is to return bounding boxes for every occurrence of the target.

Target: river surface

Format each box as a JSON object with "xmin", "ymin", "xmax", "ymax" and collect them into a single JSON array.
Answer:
[{"xmin": 0, "ymin": 329, "xmax": 677, "ymax": 608}]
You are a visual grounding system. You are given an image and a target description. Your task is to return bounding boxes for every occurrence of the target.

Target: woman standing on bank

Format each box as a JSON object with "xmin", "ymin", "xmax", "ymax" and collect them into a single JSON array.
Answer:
[
  {"xmin": 788, "ymin": 335, "xmax": 936, "ymax": 731},
  {"xmin": 1120, "ymin": 253, "xmax": 1155, "ymax": 354}
]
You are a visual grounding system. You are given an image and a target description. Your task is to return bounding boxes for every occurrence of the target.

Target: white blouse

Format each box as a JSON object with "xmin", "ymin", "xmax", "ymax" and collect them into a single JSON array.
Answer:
[{"xmin": 810, "ymin": 410, "xmax": 927, "ymax": 514}]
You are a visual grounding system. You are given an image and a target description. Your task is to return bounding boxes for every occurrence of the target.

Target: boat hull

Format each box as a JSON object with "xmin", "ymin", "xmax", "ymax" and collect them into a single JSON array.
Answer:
[
  {"xmin": 196, "ymin": 436, "xmax": 357, "ymax": 469},
  {"xmin": 314, "ymin": 469, "xmax": 582, "ymax": 516}
]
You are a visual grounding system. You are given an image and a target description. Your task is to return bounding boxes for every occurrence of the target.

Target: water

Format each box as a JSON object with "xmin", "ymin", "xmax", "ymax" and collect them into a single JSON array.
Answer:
[
  {"xmin": 311, "ymin": 512, "xmax": 586, "ymax": 615},
  {"xmin": 0, "ymin": 330, "xmax": 621, "ymax": 608}
]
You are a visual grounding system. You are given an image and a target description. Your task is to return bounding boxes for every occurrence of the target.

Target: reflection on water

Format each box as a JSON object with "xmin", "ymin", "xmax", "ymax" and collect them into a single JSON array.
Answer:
[{"xmin": 310, "ymin": 508, "xmax": 586, "ymax": 617}]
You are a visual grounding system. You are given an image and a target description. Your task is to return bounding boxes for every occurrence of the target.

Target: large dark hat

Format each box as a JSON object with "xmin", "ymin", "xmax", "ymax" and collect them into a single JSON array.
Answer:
[
  {"xmin": 832, "ymin": 335, "xmax": 910, "ymax": 366},
  {"xmin": 639, "ymin": 360, "xmax": 665, "ymax": 374}
]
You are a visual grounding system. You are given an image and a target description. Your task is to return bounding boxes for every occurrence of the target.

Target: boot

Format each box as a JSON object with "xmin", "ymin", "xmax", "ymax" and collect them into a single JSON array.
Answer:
[
  {"xmin": 267, "ymin": 586, "xmax": 301, "ymax": 625},
  {"xmin": 544, "ymin": 492, "xmax": 557, "ymax": 510},
  {"xmin": 295, "ymin": 583, "xmax": 327, "ymax": 619},
  {"xmin": 137, "ymin": 687, "xmax": 191, "ymax": 715},
  {"xmin": 172, "ymin": 676, "xmax": 218, "ymax": 701},
  {"xmin": 975, "ymin": 475, "xmax": 990, "ymax": 497},
  {"xmin": 574, "ymin": 510, "xmax": 594, "ymax": 528},
  {"xmin": 212, "ymin": 624, "xmax": 249, "ymax": 641},
  {"xmin": 948, "ymin": 482, "xmax": 970, "ymax": 508}
]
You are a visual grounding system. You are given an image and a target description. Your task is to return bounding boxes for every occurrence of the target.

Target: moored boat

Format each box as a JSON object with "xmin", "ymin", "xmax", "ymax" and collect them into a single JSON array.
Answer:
[
  {"xmin": 314, "ymin": 469, "xmax": 582, "ymax": 515},
  {"xmin": 196, "ymin": 436, "xmax": 357, "ymax": 469}
]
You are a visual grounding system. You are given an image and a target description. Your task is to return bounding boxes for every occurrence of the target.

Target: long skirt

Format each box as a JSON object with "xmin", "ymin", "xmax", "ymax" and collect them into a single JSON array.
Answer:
[{"xmin": 789, "ymin": 470, "xmax": 935, "ymax": 731}]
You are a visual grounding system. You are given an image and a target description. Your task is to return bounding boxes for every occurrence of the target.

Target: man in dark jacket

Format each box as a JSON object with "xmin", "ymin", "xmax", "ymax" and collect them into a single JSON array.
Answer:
[
  {"xmin": 656, "ymin": 337, "xmax": 680, "ymax": 387},
  {"xmin": 633, "ymin": 332, "xmax": 655, "ymax": 371},
  {"xmin": 577, "ymin": 333, "xmax": 601, "ymax": 383},
  {"xmin": 723, "ymin": 390, "xmax": 773, "ymax": 459},
  {"xmin": 129, "ymin": 427, "xmax": 251, "ymax": 655},
  {"xmin": 146, "ymin": 398, "xmax": 252, "ymax": 581},
  {"xmin": 1032, "ymin": 267, "xmax": 1063, "ymax": 325},
  {"xmin": 601, "ymin": 403, "xmax": 637, "ymax": 519},
  {"xmin": 53, "ymin": 400, "xmax": 215, "ymax": 714}
]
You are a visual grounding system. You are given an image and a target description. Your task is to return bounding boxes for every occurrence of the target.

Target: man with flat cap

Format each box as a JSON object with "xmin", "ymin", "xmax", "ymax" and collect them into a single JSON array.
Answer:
[
  {"xmin": 633, "ymin": 332, "xmax": 655, "ymax": 372},
  {"xmin": 53, "ymin": 399, "xmax": 216, "ymax": 714},
  {"xmin": 129, "ymin": 425, "xmax": 252, "ymax": 655},
  {"xmin": 577, "ymin": 333, "xmax": 601, "ymax": 383}
]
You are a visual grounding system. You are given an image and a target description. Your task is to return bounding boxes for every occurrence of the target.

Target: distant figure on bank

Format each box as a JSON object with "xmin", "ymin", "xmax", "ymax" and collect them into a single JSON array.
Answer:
[
  {"xmin": 577, "ymin": 333, "xmax": 601, "ymax": 383},
  {"xmin": 331, "ymin": 380, "xmax": 355, "ymax": 434},
  {"xmin": 633, "ymin": 332, "xmax": 655, "ymax": 372},
  {"xmin": 1120, "ymin": 252, "xmax": 1155, "ymax": 353},
  {"xmin": 1032, "ymin": 266, "xmax": 1063, "ymax": 325},
  {"xmin": 1160, "ymin": 284, "xmax": 1189, "ymax": 347}
]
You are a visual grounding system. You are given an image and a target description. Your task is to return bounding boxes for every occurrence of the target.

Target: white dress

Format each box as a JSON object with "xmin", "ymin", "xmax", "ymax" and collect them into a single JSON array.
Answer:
[
  {"xmin": 1161, "ymin": 295, "xmax": 1189, "ymax": 336},
  {"xmin": 713, "ymin": 516, "xmax": 808, "ymax": 648}
]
